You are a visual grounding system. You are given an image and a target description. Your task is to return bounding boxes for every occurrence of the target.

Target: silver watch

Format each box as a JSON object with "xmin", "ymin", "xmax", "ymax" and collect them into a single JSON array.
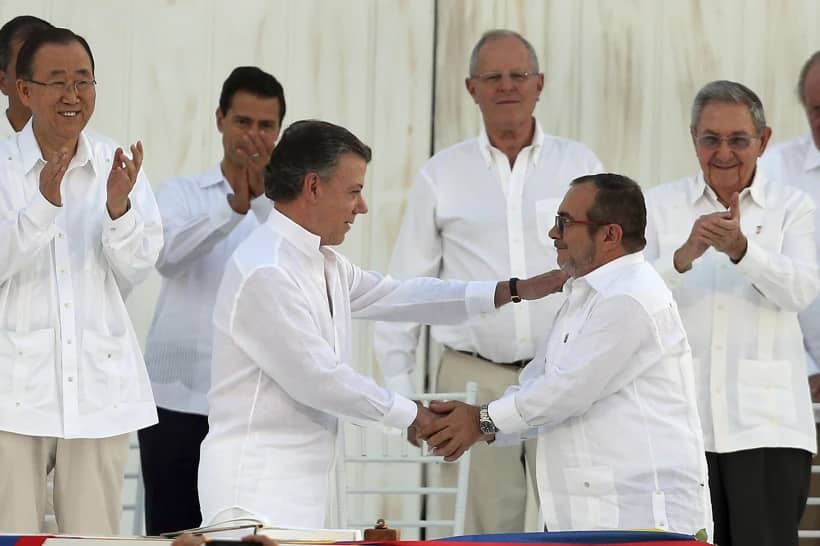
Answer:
[{"xmin": 479, "ymin": 403, "xmax": 498, "ymax": 434}]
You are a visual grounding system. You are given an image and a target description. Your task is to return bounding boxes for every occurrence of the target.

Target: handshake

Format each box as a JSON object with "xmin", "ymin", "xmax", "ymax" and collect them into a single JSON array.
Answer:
[{"xmin": 407, "ymin": 400, "xmax": 494, "ymax": 462}]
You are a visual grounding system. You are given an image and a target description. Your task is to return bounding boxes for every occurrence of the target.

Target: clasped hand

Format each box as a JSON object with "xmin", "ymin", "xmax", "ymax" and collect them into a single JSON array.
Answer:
[{"xmin": 407, "ymin": 400, "xmax": 490, "ymax": 461}]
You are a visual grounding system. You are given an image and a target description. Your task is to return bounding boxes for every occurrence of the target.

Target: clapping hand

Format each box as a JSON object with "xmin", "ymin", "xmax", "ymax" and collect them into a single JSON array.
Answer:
[{"xmin": 107, "ymin": 141, "xmax": 143, "ymax": 219}]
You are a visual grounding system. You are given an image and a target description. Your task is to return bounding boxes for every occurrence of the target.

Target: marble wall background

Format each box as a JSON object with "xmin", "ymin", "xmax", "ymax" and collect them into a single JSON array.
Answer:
[{"xmin": 2, "ymin": 0, "xmax": 820, "ymax": 534}]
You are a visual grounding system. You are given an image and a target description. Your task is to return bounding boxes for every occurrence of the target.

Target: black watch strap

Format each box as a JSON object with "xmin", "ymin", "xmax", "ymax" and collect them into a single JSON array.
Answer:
[{"xmin": 509, "ymin": 277, "xmax": 522, "ymax": 303}]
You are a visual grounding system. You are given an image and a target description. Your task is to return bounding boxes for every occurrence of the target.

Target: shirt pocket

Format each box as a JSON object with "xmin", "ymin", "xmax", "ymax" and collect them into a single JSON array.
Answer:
[
  {"xmin": 737, "ymin": 358, "xmax": 796, "ymax": 426},
  {"xmin": 0, "ymin": 328, "xmax": 55, "ymax": 407},
  {"xmin": 80, "ymin": 330, "xmax": 132, "ymax": 410},
  {"xmin": 564, "ymin": 465, "xmax": 620, "ymax": 529},
  {"xmin": 534, "ymin": 198, "xmax": 562, "ymax": 247}
]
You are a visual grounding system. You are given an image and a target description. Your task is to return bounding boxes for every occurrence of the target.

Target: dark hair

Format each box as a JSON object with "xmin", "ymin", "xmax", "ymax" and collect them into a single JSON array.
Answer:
[
  {"xmin": 570, "ymin": 173, "xmax": 647, "ymax": 253},
  {"xmin": 16, "ymin": 27, "xmax": 94, "ymax": 81},
  {"xmin": 219, "ymin": 66, "xmax": 286, "ymax": 124},
  {"xmin": 797, "ymin": 51, "xmax": 820, "ymax": 106},
  {"xmin": 0, "ymin": 15, "xmax": 52, "ymax": 71},
  {"xmin": 265, "ymin": 120, "xmax": 372, "ymax": 202}
]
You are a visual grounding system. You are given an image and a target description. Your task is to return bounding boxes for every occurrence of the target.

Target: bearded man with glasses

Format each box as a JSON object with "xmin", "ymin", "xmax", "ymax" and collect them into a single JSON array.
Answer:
[
  {"xmin": 0, "ymin": 27, "xmax": 162, "ymax": 534},
  {"xmin": 645, "ymin": 80, "xmax": 820, "ymax": 546}
]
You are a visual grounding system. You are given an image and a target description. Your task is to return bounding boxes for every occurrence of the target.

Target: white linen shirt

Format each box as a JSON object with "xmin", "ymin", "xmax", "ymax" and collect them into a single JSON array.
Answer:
[
  {"xmin": 645, "ymin": 171, "xmax": 819, "ymax": 454},
  {"xmin": 375, "ymin": 121, "xmax": 602, "ymax": 394},
  {"xmin": 1, "ymin": 112, "xmax": 16, "ymax": 140},
  {"xmin": 144, "ymin": 164, "xmax": 271, "ymax": 415},
  {"xmin": 761, "ymin": 134, "xmax": 820, "ymax": 375},
  {"xmin": 198, "ymin": 208, "xmax": 496, "ymax": 527},
  {"xmin": 0, "ymin": 121, "xmax": 163, "ymax": 438},
  {"xmin": 488, "ymin": 252, "xmax": 712, "ymax": 535}
]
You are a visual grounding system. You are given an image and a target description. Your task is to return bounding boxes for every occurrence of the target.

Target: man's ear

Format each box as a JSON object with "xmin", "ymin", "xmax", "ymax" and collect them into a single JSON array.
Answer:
[
  {"xmin": 302, "ymin": 172, "xmax": 322, "ymax": 204},
  {"xmin": 603, "ymin": 223, "xmax": 624, "ymax": 246},
  {"xmin": 16, "ymin": 79, "xmax": 32, "ymax": 108}
]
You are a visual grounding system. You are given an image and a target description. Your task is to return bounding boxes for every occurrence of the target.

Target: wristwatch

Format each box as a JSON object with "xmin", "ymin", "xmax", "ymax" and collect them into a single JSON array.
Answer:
[
  {"xmin": 479, "ymin": 404, "xmax": 499, "ymax": 434},
  {"xmin": 509, "ymin": 277, "xmax": 522, "ymax": 303}
]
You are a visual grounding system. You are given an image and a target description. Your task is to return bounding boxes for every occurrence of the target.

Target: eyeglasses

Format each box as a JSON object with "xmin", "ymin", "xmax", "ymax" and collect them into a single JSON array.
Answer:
[
  {"xmin": 470, "ymin": 71, "xmax": 539, "ymax": 85},
  {"xmin": 553, "ymin": 215, "xmax": 611, "ymax": 237},
  {"xmin": 695, "ymin": 134, "xmax": 758, "ymax": 151},
  {"xmin": 26, "ymin": 78, "xmax": 97, "ymax": 96}
]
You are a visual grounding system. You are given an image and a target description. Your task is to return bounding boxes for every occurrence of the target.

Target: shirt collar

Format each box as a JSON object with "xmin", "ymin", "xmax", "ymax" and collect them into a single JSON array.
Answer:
[
  {"xmin": 267, "ymin": 206, "xmax": 322, "ymax": 256},
  {"xmin": 802, "ymin": 133, "xmax": 820, "ymax": 172},
  {"xmin": 477, "ymin": 117, "xmax": 544, "ymax": 168},
  {"xmin": 575, "ymin": 251, "xmax": 645, "ymax": 293},
  {"xmin": 199, "ymin": 163, "xmax": 229, "ymax": 188},
  {"xmin": 18, "ymin": 118, "xmax": 94, "ymax": 176},
  {"xmin": 689, "ymin": 168, "xmax": 768, "ymax": 208}
]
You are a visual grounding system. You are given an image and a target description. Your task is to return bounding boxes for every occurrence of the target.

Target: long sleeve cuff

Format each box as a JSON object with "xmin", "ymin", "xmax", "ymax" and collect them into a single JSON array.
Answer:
[
  {"xmin": 384, "ymin": 373, "xmax": 415, "ymax": 397},
  {"xmin": 26, "ymin": 190, "xmax": 61, "ymax": 228},
  {"xmin": 465, "ymin": 281, "xmax": 498, "ymax": 317},
  {"xmin": 212, "ymin": 196, "xmax": 246, "ymax": 234},
  {"xmin": 383, "ymin": 393, "xmax": 418, "ymax": 430},
  {"xmin": 102, "ymin": 202, "xmax": 137, "ymax": 240},
  {"xmin": 250, "ymin": 195, "xmax": 273, "ymax": 223},
  {"xmin": 488, "ymin": 394, "xmax": 529, "ymax": 434},
  {"xmin": 733, "ymin": 237, "xmax": 766, "ymax": 275}
]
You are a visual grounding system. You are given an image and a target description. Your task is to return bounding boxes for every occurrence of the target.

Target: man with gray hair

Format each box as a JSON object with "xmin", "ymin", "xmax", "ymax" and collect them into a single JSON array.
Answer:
[
  {"xmin": 645, "ymin": 80, "xmax": 819, "ymax": 546},
  {"xmin": 374, "ymin": 29, "xmax": 601, "ymax": 534},
  {"xmin": 197, "ymin": 119, "xmax": 567, "ymax": 527}
]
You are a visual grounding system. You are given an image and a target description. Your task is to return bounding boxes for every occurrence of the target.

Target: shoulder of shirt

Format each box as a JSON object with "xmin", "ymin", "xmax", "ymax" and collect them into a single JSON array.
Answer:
[
  {"xmin": 424, "ymin": 136, "xmax": 481, "ymax": 167},
  {"xmin": 645, "ymin": 175, "xmax": 694, "ymax": 201},
  {"xmin": 539, "ymin": 132, "xmax": 597, "ymax": 155},
  {"xmin": 592, "ymin": 260, "xmax": 673, "ymax": 311},
  {"xmin": 763, "ymin": 135, "xmax": 807, "ymax": 161},
  {"xmin": 157, "ymin": 166, "xmax": 221, "ymax": 191}
]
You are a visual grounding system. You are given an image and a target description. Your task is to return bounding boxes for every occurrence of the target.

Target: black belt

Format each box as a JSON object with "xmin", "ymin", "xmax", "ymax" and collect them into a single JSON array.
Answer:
[{"xmin": 451, "ymin": 348, "xmax": 529, "ymax": 369}]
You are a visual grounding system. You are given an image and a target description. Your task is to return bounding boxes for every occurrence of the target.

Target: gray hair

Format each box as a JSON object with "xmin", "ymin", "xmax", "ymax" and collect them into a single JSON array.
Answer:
[
  {"xmin": 264, "ymin": 120, "xmax": 372, "ymax": 203},
  {"xmin": 468, "ymin": 29, "xmax": 539, "ymax": 77},
  {"xmin": 690, "ymin": 80, "xmax": 767, "ymax": 134},
  {"xmin": 797, "ymin": 50, "xmax": 820, "ymax": 106}
]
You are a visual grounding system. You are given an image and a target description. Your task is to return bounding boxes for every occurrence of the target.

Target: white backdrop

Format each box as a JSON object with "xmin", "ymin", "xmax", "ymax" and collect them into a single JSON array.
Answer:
[{"xmin": 2, "ymin": 0, "xmax": 820, "ymax": 534}]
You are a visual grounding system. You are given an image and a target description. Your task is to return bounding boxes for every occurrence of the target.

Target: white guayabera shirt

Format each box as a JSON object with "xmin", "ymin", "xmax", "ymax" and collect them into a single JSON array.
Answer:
[
  {"xmin": 645, "ymin": 171, "xmax": 819, "ymax": 454},
  {"xmin": 0, "ymin": 121, "xmax": 163, "ymax": 438},
  {"xmin": 198, "ymin": 208, "xmax": 497, "ymax": 527},
  {"xmin": 489, "ymin": 252, "xmax": 712, "ymax": 535}
]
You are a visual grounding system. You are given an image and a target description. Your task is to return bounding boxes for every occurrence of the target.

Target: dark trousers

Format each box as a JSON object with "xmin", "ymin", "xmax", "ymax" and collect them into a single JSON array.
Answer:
[
  {"xmin": 707, "ymin": 447, "xmax": 811, "ymax": 546},
  {"xmin": 138, "ymin": 407, "xmax": 209, "ymax": 536}
]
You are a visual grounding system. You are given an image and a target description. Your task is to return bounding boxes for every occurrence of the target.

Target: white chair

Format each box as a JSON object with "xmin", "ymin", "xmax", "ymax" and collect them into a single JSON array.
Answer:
[{"xmin": 336, "ymin": 382, "xmax": 477, "ymax": 537}]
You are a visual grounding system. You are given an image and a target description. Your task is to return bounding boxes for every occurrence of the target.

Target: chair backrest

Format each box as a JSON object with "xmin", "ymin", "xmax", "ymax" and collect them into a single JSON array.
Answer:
[{"xmin": 336, "ymin": 382, "xmax": 477, "ymax": 537}]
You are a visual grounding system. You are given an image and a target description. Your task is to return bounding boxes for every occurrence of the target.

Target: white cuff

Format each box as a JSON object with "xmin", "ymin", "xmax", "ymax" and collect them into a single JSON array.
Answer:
[
  {"xmin": 250, "ymin": 195, "xmax": 273, "ymax": 223},
  {"xmin": 383, "ymin": 393, "xmax": 418, "ymax": 430},
  {"xmin": 488, "ymin": 394, "xmax": 529, "ymax": 434},
  {"xmin": 465, "ymin": 281, "xmax": 498, "ymax": 317}
]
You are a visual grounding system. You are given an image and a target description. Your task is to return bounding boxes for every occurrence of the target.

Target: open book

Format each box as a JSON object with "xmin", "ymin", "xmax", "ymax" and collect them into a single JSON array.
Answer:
[{"xmin": 160, "ymin": 518, "xmax": 362, "ymax": 543}]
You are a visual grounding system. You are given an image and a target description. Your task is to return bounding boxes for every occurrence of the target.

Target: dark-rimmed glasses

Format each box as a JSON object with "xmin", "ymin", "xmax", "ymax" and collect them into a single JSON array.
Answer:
[{"xmin": 553, "ymin": 214, "xmax": 610, "ymax": 237}]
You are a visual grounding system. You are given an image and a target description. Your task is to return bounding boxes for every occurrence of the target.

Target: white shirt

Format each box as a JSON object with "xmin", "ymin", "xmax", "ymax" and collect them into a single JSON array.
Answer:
[
  {"xmin": 375, "ymin": 121, "xmax": 602, "ymax": 394},
  {"xmin": 488, "ymin": 252, "xmax": 712, "ymax": 535},
  {"xmin": 198, "ymin": 208, "xmax": 497, "ymax": 528},
  {"xmin": 761, "ymin": 134, "xmax": 820, "ymax": 375},
  {"xmin": 0, "ymin": 121, "xmax": 163, "ymax": 438},
  {"xmin": 1, "ymin": 111, "xmax": 17, "ymax": 140},
  {"xmin": 144, "ymin": 164, "xmax": 272, "ymax": 415},
  {"xmin": 645, "ymin": 171, "xmax": 819, "ymax": 454}
]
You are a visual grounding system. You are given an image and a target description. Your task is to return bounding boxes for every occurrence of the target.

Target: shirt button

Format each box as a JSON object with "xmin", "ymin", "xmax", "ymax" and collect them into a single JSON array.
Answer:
[
  {"xmin": 583, "ymin": 481, "xmax": 590, "ymax": 488},
  {"xmin": 15, "ymin": 402, "xmax": 20, "ymax": 407},
  {"xmin": 64, "ymin": 302, "xmax": 71, "ymax": 309},
  {"xmin": 57, "ymin": 233, "xmax": 64, "ymax": 239},
  {"xmin": 66, "ymin": 339, "xmax": 72, "ymax": 345},
  {"xmin": 17, "ymin": 351, "xmax": 23, "ymax": 356},
  {"xmin": 67, "ymin": 376, "xmax": 74, "ymax": 382}
]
